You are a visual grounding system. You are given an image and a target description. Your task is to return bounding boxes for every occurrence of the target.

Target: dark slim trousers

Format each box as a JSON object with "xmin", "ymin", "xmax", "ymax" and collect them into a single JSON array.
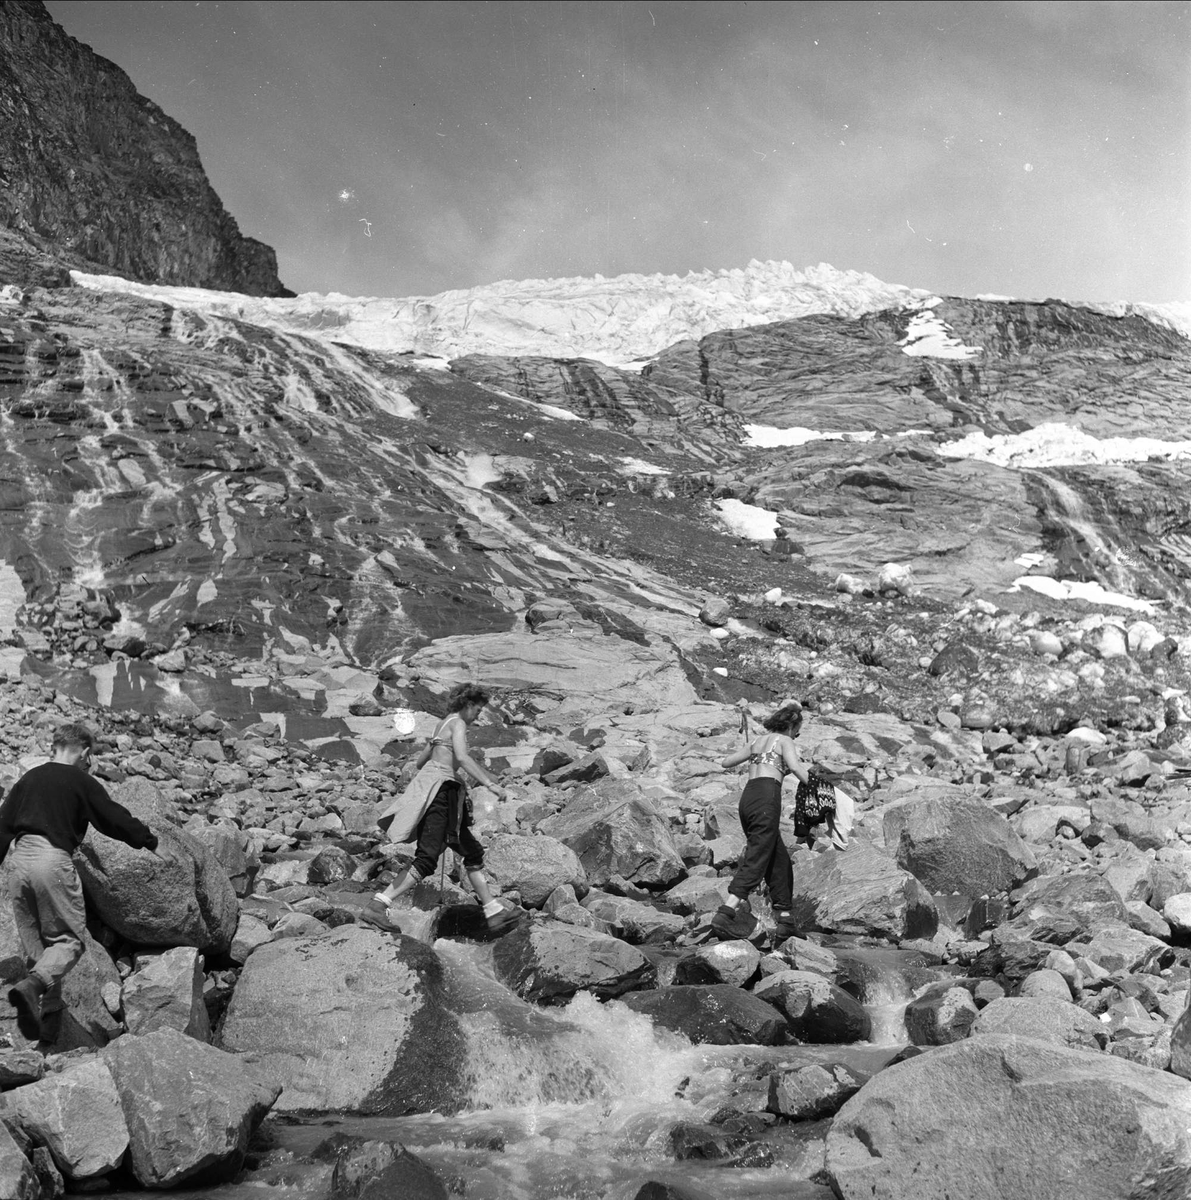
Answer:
[{"xmin": 728, "ymin": 777, "xmax": 793, "ymax": 911}]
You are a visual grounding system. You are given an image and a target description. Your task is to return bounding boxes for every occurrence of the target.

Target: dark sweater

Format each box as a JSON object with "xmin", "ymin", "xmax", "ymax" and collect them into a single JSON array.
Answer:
[{"xmin": 0, "ymin": 762, "xmax": 158, "ymax": 862}]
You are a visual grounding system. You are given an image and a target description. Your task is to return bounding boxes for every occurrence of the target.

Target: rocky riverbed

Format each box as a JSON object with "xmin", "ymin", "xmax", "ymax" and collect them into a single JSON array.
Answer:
[{"xmin": 2, "ymin": 570, "xmax": 1191, "ymax": 1197}]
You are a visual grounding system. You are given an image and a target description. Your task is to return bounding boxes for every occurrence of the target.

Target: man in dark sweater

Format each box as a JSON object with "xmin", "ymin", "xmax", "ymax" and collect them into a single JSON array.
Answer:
[{"xmin": 0, "ymin": 722, "xmax": 159, "ymax": 1042}]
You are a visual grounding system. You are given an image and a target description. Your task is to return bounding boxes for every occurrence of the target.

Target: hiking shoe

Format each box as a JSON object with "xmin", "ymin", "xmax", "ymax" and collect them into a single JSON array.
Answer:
[
  {"xmin": 8, "ymin": 978, "xmax": 44, "ymax": 1042},
  {"xmin": 484, "ymin": 904, "xmax": 524, "ymax": 935},
  {"xmin": 710, "ymin": 902, "xmax": 757, "ymax": 941},
  {"xmin": 773, "ymin": 912, "xmax": 800, "ymax": 943},
  {"xmin": 359, "ymin": 897, "xmax": 395, "ymax": 930}
]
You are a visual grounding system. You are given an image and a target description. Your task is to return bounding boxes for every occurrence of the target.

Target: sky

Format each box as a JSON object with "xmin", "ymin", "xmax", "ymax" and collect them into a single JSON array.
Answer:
[{"xmin": 45, "ymin": 1, "xmax": 1191, "ymax": 303}]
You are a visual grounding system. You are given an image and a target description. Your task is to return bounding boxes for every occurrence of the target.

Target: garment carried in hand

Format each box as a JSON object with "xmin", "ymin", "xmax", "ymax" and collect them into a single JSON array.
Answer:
[{"xmin": 795, "ymin": 769, "xmax": 837, "ymax": 825}]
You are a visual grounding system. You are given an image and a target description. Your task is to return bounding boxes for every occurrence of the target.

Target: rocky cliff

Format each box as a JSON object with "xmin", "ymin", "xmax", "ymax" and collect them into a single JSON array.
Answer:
[{"xmin": 0, "ymin": 0, "xmax": 287, "ymax": 296}]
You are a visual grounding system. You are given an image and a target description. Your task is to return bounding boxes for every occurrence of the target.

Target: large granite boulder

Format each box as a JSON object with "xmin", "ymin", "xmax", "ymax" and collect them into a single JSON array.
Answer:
[
  {"xmin": 74, "ymin": 779, "xmax": 238, "ymax": 955},
  {"xmin": 618, "ymin": 985, "xmax": 787, "ymax": 1046},
  {"xmin": 905, "ymin": 982, "xmax": 979, "ymax": 1046},
  {"xmin": 538, "ymin": 780, "xmax": 685, "ymax": 889},
  {"xmin": 787, "ymin": 844, "xmax": 938, "ymax": 942},
  {"xmin": 1011, "ymin": 870, "xmax": 1129, "ymax": 930},
  {"xmin": 102, "ymin": 1028, "xmax": 280, "ymax": 1188},
  {"xmin": 122, "ymin": 946, "xmax": 210, "ymax": 1041},
  {"xmin": 482, "ymin": 833, "xmax": 587, "ymax": 908},
  {"xmin": 492, "ymin": 921, "xmax": 656, "ymax": 1004},
  {"xmin": 753, "ymin": 970, "xmax": 871, "ymax": 1043},
  {"xmin": 0, "ymin": 1057, "xmax": 128, "ymax": 1180},
  {"xmin": 219, "ymin": 925, "xmax": 466, "ymax": 1114},
  {"xmin": 826, "ymin": 1036, "xmax": 1191, "ymax": 1199},
  {"xmin": 970, "ymin": 996, "xmax": 1107, "ymax": 1052},
  {"xmin": 882, "ymin": 794, "xmax": 1037, "ymax": 897}
]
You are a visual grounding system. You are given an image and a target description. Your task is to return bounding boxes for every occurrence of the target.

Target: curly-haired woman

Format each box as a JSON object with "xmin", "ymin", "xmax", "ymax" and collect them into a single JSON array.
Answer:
[
  {"xmin": 368, "ymin": 683, "xmax": 521, "ymax": 934},
  {"xmin": 712, "ymin": 700, "xmax": 810, "ymax": 942}
]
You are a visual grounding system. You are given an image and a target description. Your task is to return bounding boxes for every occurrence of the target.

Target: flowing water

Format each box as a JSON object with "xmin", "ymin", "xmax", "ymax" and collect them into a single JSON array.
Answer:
[{"xmin": 107, "ymin": 936, "xmax": 918, "ymax": 1200}]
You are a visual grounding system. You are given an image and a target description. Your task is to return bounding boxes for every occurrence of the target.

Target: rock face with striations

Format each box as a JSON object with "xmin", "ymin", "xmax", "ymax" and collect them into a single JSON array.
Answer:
[{"xmin": 0, "ymin": 0, "xmax": 286, "ymax": 295}]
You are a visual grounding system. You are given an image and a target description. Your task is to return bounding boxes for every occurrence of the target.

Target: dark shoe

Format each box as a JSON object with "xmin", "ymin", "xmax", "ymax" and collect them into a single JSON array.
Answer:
[
  {"xmin": 8, "ymin": 978, "xmax": 44, "ymax": 1041},
  {"xmin": 485, "ymin": 904, "xmax": 524, "ymax": 935},
  {"xmin": 773, "ymin": 912, "xmax": 800, "ymax": 943},
  {"xmin": 710, "ymin": 902, "xmax": 757, "ymax": 941},
  {"xmin": 359, "ymin": 897, "xmax": 395, "ymax": 930}
]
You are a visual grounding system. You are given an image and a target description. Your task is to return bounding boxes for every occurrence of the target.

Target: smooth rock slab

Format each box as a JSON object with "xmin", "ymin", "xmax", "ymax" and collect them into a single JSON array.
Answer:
[
  {"xmin": 787, "ymin": 844, "xmax": 938, "ymax": 942},
  {"xmin": 219, "ymin": 925, "xmax": 466, "ymax": 1114},
  {"xmin": 0, "ymin": 1057, "xmax": 128, "ymax": 1179},
  {"xmin": 102, "ymin": 1028, "xmax": 279, "ymax": 1188},
  {"xmin": 618, "ymin": 985, "xmax": 786, "ymax": 1046},
  {"xmin": 492, "ymin": 921, "xmax": 656, "ymax": 1004},
  {"xmin": 826, "ymin": 1035, "xmax": 1191, "ymax": 1200}
]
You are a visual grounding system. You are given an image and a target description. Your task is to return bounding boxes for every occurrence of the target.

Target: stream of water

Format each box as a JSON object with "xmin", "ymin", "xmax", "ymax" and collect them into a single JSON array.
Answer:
[{"xmin": 108, "ymin": 938, "xmax": 914, "ymax": 1200}]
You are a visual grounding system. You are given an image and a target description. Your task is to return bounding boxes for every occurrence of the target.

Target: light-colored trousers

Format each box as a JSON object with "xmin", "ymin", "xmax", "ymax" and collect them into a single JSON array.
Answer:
[{"xmin": 7, "ymin": 835, "xmax": 86, "ymax": 1012}]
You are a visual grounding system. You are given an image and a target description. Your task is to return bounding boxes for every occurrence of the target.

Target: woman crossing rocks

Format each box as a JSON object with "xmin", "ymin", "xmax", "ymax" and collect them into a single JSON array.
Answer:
[
  {"xmin": 712, "ymin": 700, "xmax": 811, "ymax": 943},
  {"xmin": 368, "ymin": 683, "xmax": 522, "ymax": 935}
]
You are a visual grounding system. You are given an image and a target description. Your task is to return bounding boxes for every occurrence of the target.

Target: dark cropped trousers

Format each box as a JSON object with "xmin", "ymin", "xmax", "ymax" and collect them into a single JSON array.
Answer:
[
  {"xmin": 727, "ymin": 777, "xmax": 793, "ymax": 911},
  {"xmin": 411, "ymin": 781, "xmax": 485, "ymax": 880}
]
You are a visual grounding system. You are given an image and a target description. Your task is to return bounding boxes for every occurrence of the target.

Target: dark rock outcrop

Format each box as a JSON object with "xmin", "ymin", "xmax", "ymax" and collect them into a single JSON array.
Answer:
[{"xmin": 0, "ymin": 1, "xmax": 286, "ymax": 295}]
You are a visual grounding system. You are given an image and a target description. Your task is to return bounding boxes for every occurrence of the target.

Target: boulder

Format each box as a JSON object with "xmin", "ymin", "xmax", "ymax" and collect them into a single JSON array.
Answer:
[
  {"xmin": 882, "ymin": 794, "xmax": 1036, "ymax": 898},
  {"xmin": 0, "ymin": 1057, "xmax": 128, "ymax": 1180},
  {"xmin": 663, "ymin": 875, "xmax": 729, "ymax": 916},
  {"xmin": 1172, "ymin": 993, "xmax": 1191, "ymax": 1080},
  {"xmin": 581, "ymin": 893, "xmax": 686, "ymax": 943},
  {"xmin": 122, "ymin": 946, "xmax": 211, "ymax": 1041},
  {"xmin": 826, "ymin": 1036, "xmax": 1191, "ymax": 1199},
  {"xmin": 102, "ymin": 1028, "xmax": 280, "ymax": 1188},
  {"xmin": 229, "ymin": 912, "xmax": 274, "ymax": 964},
  {"xmin": 1011, "ymin": 870, "xmax": 1129, "ymax": 929},
  {"xmin": 618, "ymin": 985, "xmax": 787, "ymax": 1046},
  {"xmin": 767, "ymin": 1062, "xmax": 864, "ymax": 1120},
  {"xmin": 219, "ymin": 926, "xmax": 467, "ymax": 1114},
  {"xmin": 482, "ymin": 834, "xmax": 588, "ymax": 908},
  {"xmin": 970, "ymin": 996, "xmax": 1107, "ymax": 1051},
  {"xmin": 491, "ymin": 921, "xmax": 656, "ymax": 1004},
  {"xmin": 905, "ymin": 982, "xmax": 979, "ymax": 1046},
  {"xmin": 1078, "ymin": 926, "xmax": 1168, "ymax": 975},
  {"xmin": 787, "ymin": 844, "xmax": 938, "ymax": 942},
  {"xmin": 673, "ymin": 941, "xmax": 761, "ymax": 988},
  {"xmin": 74, "ymin": 778, "xmax": 238, "ymax": 955},
  {"xmin": 753, "ymin": 970, "xmax": 871, "ymax": 1043},
  {"xmin": 538, "ymin": 780, "xmax": 684, "ymax": 889},
  {"xmin": 1019, "ymin": 969, "xmax": 1073, "ymax": 1001},
  {"xmin": 0, "ymin": 1119, "xmax": 40, "ymax": 1200}
]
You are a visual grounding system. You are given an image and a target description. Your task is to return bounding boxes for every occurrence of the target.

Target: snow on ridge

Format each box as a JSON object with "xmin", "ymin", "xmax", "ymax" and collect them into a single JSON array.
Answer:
[
  {"xmin": 73, "ymin": 261, "xmax": 928, "ymax": 364},
  {"xmin": 70, "ymin": 265, "xmax": 1190, "ymax": 366},
  {"xmin": 900, "ymin": 302, "xmax": 982, "ymax": 360},
  {"xmin": 940, "ymin": 422, "xmax": 1191, "ymax": 469}
]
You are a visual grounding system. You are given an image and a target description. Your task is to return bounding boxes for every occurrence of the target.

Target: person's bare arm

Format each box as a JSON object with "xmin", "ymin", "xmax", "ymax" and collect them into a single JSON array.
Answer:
[
  {"xmin": 782, "ymin": 737, "xmax": 810, "ymax": 785},
  {"xmin": 722, "ymin": 742, "xmax": 755, "ymax": 769},
  {"xmin": 412, "ymin": 741, "xmax": 434, "ymax": 770}
]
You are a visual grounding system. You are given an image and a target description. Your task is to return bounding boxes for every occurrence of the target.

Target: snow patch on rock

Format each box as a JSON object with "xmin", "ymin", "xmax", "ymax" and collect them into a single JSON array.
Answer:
[{"xmin": 940, "ymin": 422, "xmax": 1191, "ymax": 469}]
